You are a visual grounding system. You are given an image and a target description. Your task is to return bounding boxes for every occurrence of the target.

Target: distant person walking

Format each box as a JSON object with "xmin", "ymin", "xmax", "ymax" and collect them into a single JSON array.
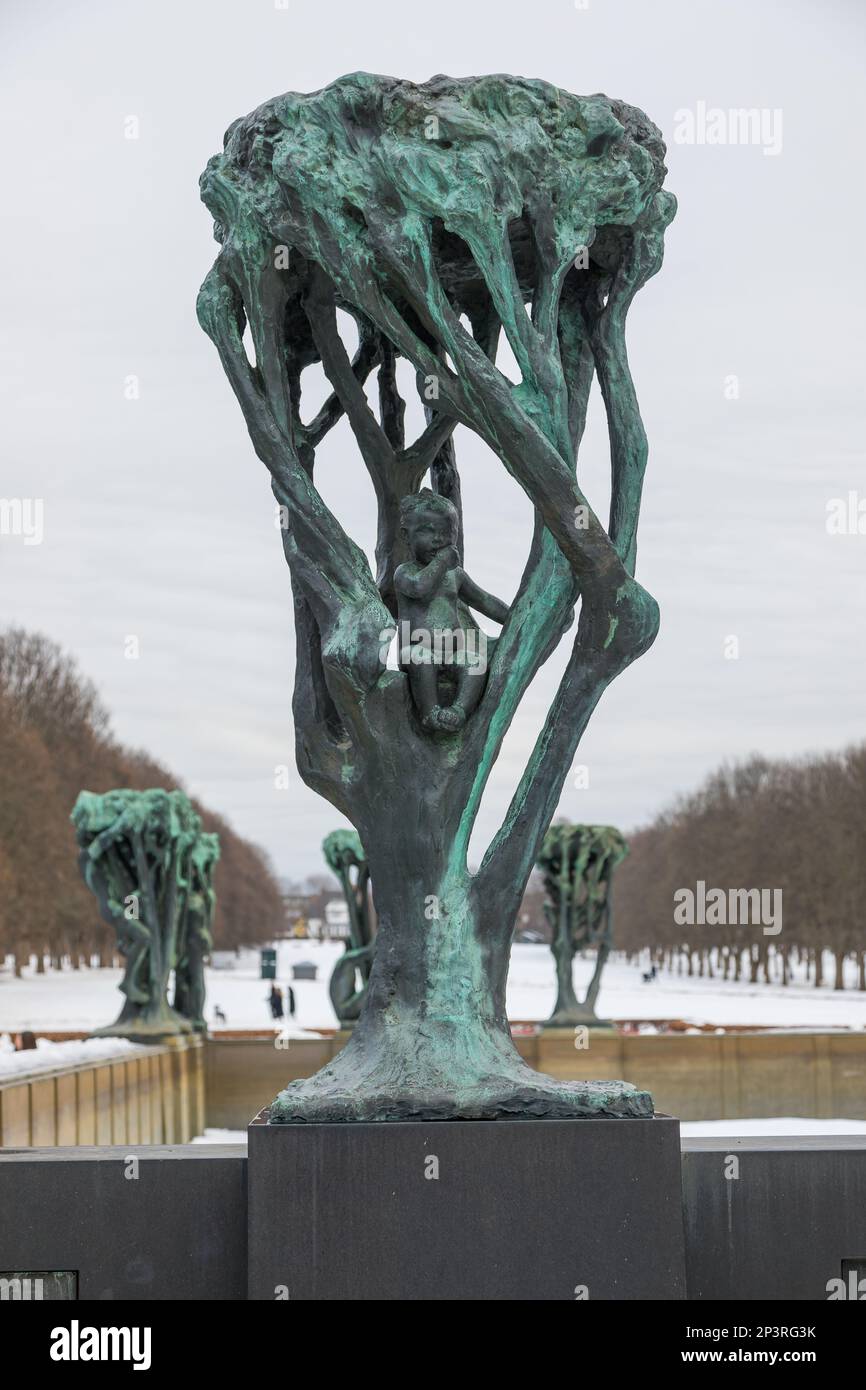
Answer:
[
  {"xmin": 286, "ymin": 985, "xmax": 296, "ymax": 1019},
  {"xmin": 268, "ymin": 984, "xmax": 284, "ymax": 1021}
]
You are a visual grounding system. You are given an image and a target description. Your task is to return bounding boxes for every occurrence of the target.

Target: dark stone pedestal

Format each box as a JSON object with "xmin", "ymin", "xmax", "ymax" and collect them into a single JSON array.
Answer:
[{"xmin": 248, "ymin": 1112, "xmax": 685, "ymax": 1300}]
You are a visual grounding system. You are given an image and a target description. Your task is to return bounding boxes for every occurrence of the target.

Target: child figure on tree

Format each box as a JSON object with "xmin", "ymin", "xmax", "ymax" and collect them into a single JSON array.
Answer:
[{"xmin": 394, "ymin": 490, "xmax": 509, "ymax": 733}]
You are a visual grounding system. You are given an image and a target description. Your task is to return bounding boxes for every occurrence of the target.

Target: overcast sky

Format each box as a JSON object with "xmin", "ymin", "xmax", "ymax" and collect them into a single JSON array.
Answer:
[{"xmin": 1, "ymin": 0, "xmax": 864, "ymax": 880}]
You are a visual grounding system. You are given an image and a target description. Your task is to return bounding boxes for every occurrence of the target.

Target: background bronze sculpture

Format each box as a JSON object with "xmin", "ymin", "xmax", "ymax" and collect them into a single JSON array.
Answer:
[
  {"xmin": 71, "ymin": 789, "xmax": 219, "ymax": 1039},
  {"xmin": 174, "ymin": 831, "xmax": 220, "ymax": 1033},
  {"xmin": 198, "ymin": 72, "xmax": 675, "ymax": 1120},
  {"xmin": 538, "ymin": 823, "xmax": 628, "ymax": 1027},
  {"xmin": 323, "ymin": 829, "xmax": 376, "ymax": 1025}
]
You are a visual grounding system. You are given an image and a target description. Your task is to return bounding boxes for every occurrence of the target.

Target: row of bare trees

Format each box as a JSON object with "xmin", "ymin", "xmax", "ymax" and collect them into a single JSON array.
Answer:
[
  {"xmin": 0, "ymin": 628, "xmax": 285, "ymax": 974},
  {"xmin": 614, "ymin": 747, "xmax": 866, "ymax": 989}
]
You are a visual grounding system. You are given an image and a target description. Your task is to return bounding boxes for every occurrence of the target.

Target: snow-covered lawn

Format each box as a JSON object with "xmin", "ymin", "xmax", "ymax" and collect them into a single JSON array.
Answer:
[
  {"xmin": 680, "ymin": 1117, "xmax": 866, "ymax": 1137},
  {"xmin": 0, "ymin": 1035, "xmax": 151, "ymax": 1080},
  {"xmin": 2, "ymin": 941, "xmax": 865, "ymax": 1035}
]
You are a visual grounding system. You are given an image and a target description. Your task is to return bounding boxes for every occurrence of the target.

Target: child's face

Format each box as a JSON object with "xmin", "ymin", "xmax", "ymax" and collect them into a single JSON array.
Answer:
[{"xmin": 406, "ymin": 507, "xmax": 455, "ymax": 564}]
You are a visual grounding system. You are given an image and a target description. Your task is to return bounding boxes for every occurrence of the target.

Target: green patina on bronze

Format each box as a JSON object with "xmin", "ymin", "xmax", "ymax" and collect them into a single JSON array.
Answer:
[
  {"xmin": 174, "ymin": 830, "xmax": 220, "ymax": 1032},
  {"xmin": 538, "ymin": 823, "xmax": 628, "ymax": 1027},
  {"xmin": 323, "ymin": 829, "xmax": 376, "ymax": 1025},
  {"xmin": 71, "ymin": 789, "xmax": 219, "ymax": 1039},
  {"xmin": 197, "ymin": 72, "xmax": 675, "ymax": 1121}
]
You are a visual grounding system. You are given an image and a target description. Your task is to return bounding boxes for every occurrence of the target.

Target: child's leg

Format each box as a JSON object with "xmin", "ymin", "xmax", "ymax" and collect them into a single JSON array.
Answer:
[
  {"xmin": 452, "ymin": 663, "xmax": 485, "ymax": 721},
  {"xmin": 410, "ymin": 662, "xmax": 440, "ymax": 725}
]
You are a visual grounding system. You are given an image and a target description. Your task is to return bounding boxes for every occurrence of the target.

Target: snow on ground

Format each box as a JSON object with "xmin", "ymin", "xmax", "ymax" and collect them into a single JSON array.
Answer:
[
  {"xmin": 2, "ymin": 941, "xmax": 865, "ymax": 1035},
  {"xmin": 680, "ymin": 1118, "xmax": 866, "ymax": 1137},
  {"xmin": 507, "ymin": 946, "xmax": 866, "ymax": 1031},
  {"xmin": 0, "ymin": 1034, "xmax": 149, "ymax": 1079},
  {"xmin": 192, "ymin": 1129, "xmax": 247, "ymax": 1144},
  {"xmin": 191, "ymin": 1117, "xmax": 866, "ymax": 1148}
]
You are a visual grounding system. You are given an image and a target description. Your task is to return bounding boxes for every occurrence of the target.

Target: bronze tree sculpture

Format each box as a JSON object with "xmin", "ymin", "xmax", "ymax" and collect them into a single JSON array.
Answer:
[
  {"xmin": 71, "ymin": 789, "xmax": 217, "ymax": 1039},
  {"xmin": 198, "ymin": 73, "xmax": 675, "ymax": 1120},
  {"xmin": 538, "ymin": 823, "xmax": 628, "ymax": 1027}
]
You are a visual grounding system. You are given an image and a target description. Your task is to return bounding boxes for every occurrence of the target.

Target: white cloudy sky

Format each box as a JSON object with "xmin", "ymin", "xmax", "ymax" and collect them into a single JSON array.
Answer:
[{"xmin": 1, "ymin": 0, "xmax": 864, "ymax": 879}]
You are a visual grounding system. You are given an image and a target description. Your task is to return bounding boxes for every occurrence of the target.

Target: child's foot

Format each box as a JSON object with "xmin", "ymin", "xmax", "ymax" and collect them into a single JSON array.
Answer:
[
  {"xmin": 435, "ymin": 704, "xmax": 465, "ymax": 732},
  {"xmin": 422, "ymin": 704, "xmax": 465, "ymax": 733},
  {"xmin": 422, "ymin": 705, "xmax": 446, "ymax": 732}
]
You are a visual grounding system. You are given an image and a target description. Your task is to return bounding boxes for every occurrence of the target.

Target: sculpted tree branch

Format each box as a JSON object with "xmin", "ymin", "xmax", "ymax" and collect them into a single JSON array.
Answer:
[
  {"xmin": 198, "ymin": 73, "xmax": 675, "ymax": 1122},
  {"xmin": 323, "ymin": 829, "xmax": 376, "ymax": 1026}
]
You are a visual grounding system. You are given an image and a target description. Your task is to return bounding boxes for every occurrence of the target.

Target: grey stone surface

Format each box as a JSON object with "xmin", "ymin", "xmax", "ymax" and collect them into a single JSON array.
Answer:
[
  {"xmin": 682, "ymin": 1135, "xmax": 866, "ymax": 1301},
  {"xmin": 4, "ymin": 1134, "xmax": 862, "ymax": 1300},
  {"xmin": 0, "ymin": 1146, "xmax": 246, "ymax": 1300},
  {"xmin": 248, "ymin": 1114, "xmax": 686, "ymax": 1300}
]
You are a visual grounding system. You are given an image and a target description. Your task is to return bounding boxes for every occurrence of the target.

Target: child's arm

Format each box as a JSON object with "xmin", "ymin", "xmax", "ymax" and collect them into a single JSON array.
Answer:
[
  {"xmin": 394, "ymin": 548, "xmax": 457, "ymax": 601},
  {"xmin": 458, "ymin": 571, "xmax": 510, "ymax": 624}
]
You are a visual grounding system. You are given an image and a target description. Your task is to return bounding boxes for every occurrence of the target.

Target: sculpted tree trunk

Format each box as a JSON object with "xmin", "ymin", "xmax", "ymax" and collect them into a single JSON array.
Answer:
[
  {"xmin": 198, "ymin": 73, "xmax": 675, "ymax": 1121},
  {"xmin": 173, "ymin": 831, "xmax": 220, "ymax": 1033},
  {"xmin": 539, "ymin": 824, "xmax": 628, "ymax": 1027}
]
